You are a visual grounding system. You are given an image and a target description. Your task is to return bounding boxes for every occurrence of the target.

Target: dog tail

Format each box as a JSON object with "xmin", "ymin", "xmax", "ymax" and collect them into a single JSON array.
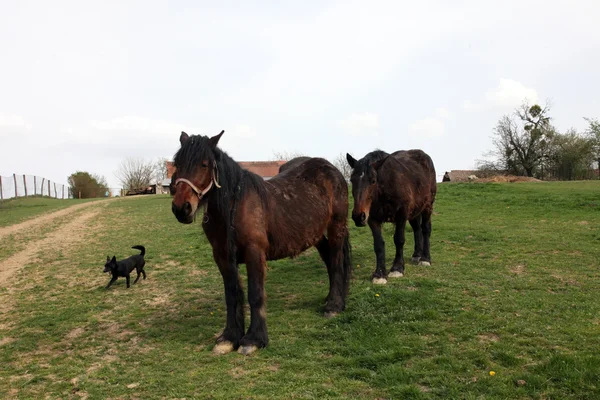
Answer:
[{"xmin": 132, "ymin": 245, "xmax": 145, "ymax": 256}]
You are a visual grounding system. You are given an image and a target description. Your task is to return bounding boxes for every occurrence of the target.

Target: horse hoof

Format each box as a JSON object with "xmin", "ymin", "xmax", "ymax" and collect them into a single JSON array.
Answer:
[
  {"xmin": 411, "ymin": 257, "xmax": 421, "ymax": 264},
  {"xmin": 418, "ymin": 261, "xmax": 431, "ymax": 267},
  {"xmin": 388, "ymin": 271, "xmax": 404, "ymax": 278},
  {"xmin": 372, "ymin": 277, "xmax": 387, "ymax": 285},
  {"xmin": 324, "ymin": 311, "xmax": 338, "ymax": 318},
  {"xmin": 238, "ymin": 345, "xmax": 258, "ymax": 356},
  {"xmin": 213, "ymin": 341, "xmax": 235, "ymax": 355}
]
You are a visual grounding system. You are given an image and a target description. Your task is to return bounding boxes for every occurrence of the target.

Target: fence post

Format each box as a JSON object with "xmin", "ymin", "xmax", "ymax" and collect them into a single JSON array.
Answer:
[
  {"xmin": 0, "ymin": 176, "xmax": 3, "ymax": 200},
  {"xmin": 54, "ymin": 182, "xmax": 57, "ymax": 198},
  {"xmin": 13, "ymin": 174, "xmax": 18, "ymax": 197},
  {"xmin": 34, "ymin": 176, "xmax": 37, "ymax": 195},
  {"xmin": 41, "ymin": 178, "xmax": 45, "ymax": 196},
  {"xmin": 23, "ymin": 175, "xmax": 28, "ymax": 197},
  {"xmin": 48, "ymin": 180, "xmax": 50, "ymax": 198},
  {"xmin": 62, "ymin": 185, "xmax": 65, "ymax": 199}
]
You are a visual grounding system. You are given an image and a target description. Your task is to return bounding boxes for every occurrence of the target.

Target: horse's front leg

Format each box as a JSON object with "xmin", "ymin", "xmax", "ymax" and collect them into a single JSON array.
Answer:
[
  {"xmin": 213, "ymin": 250, "xmax": 245, "ymax": 355},
  {"xmin": 239, "ymin": 245, "xmax": 268, "ymax": 355},
  {"xmin": 368, "ymin": 218, "xmax": 387, "ymax": 285}
]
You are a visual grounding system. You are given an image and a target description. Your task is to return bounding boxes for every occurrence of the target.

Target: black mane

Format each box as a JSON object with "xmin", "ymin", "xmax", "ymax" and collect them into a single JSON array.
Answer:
[{"xmin": 351, "ymin": 150, "xmax": 389, "ymax": 177}]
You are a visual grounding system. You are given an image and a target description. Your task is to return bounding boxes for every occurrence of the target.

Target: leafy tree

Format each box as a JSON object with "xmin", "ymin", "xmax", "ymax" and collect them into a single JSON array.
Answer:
[
  {"xmin": 546, "ymin": 129, "xmax": 594, "ymax": 180},
  {"xmin": 585, "ymin": 117, "xmax": 600, "ymax": 178},
  {"xmin": 68, "ymin": 171, "xmax": 109, "ymax": 198}
]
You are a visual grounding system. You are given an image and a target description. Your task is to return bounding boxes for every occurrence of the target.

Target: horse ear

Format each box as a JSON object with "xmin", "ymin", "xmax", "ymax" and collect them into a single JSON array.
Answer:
[
  {"xmin": 208, "ymin": 130, "xmax": 225, "ymax": 148},
  {"xmin": 346, "ymin": 153, "xmax": 357, "ymax": 169},
  {"xmin": 180, "ymin": 131, "xmax": 189, "ymax": 145}
]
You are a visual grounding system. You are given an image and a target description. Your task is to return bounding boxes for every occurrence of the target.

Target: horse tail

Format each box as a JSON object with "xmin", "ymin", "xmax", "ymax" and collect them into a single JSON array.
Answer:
[
  {"xmin": 342, "ymin": 229, "xmax": 352, "ymax": 297},
  {"xmin": 132, "ymin": 245, "xmax": 145, "ymax": 256}
]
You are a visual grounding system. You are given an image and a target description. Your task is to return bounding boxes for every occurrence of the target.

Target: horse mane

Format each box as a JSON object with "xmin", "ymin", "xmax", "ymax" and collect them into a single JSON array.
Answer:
[
  {"xmin": 352, "ymin": 150, "xmax": 389, "ymax": 175},
  {"xmin": 173, "ymin": 134, "xmax": 268, "ymax": 264}
]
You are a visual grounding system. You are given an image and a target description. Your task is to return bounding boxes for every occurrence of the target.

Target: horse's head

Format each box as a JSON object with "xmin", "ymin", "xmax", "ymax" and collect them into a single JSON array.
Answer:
[
  {"xmin": 171, "ymin": 130, "xmax": 224, "ymax": 224},
  {"xmin": 346, "ymin": 152, "xmax": 386, "ymax": 227}
]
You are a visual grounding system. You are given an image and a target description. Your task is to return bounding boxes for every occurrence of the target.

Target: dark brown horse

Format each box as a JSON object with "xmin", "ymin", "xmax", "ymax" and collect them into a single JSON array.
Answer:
[
  {"xmin": 172, "ymin": 131, "xmax": 352, "ymax": 355},
  {"xmin": 346, "ymin": 149, "xmax": 437, "ymax": 284},
  {"xmin": 278, "ymin": 156, "xmax": 311, "ymax": 174}
]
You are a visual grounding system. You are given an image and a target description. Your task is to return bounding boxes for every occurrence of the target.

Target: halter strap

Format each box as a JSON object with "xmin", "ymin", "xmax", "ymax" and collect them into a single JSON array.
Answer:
[{"xmin": 175, "ymin": 161, "xmax": 221, "ymax": 200}]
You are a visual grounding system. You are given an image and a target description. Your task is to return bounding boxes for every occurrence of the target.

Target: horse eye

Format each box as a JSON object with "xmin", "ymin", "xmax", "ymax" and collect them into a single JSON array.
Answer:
[
  {"xmin": 201, "ymin": 162, "xmax": 208, "ymax": 168},
  {"xmin": 371, "ymin": 179, "xmax": 376, "ymax": 185}
]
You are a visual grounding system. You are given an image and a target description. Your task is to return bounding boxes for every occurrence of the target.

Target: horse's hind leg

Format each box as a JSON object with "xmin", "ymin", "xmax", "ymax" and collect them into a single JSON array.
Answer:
[
  {"xmin": 317, "ymin": 235, "xmax": 333, "ymax": 283},
  {"xmin": 409, "ymin": 216, "xmax": 423, "ymax": 264},
  {"xmin": 390, "ymin": 217, "xmax": 407, "ymax": 278},
  {"xmin": 419, "ymin": 209, "xmax": 433, "ymax": 266},
  {"xmin": 239, "ymin": 246, "xmax": 268, "ymax": 355},
  {"xmin": 324, "ymin": 223, "xmax": 349, "ymax": 317},
  {"xmin": 213, "ymin": 251, "xmax": 245, "ymax": 355}
]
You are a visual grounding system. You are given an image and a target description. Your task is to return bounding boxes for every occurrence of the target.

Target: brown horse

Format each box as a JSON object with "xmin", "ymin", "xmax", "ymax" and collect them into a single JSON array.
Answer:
[
  {"xmin": 346, "ymin": 149, "xmax": 437, "ymax": 284},
  {"xmin": 278, "ymin": 156, "xmax": 311, "ymax": 174},
  {"xmin": 172, "ymin": 131, "xmax": 352, "ymax": 355}
]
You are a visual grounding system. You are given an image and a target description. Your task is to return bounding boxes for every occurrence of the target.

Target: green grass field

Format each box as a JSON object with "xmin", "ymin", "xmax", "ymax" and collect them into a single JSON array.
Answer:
[
  {"xmin": 0, "ymin": 196, "xmax": 103, "ymax": 228},
  {"xmin": 0, "ymin": 182, "xmax": 599, "ymax": 399}
]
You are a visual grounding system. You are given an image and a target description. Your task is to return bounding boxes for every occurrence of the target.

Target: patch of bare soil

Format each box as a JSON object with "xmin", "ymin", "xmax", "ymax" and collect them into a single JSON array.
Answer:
[
  {"xmin": 477, "ymin": 175, "xmax": 542, "ymax": 183},
  {"xmin": 0, "ymin": 207, "xmax": 104, "ymax": 286},
  {"xmin": 0, "ymin": 200, "xmax": 107, "ymax": 242}
]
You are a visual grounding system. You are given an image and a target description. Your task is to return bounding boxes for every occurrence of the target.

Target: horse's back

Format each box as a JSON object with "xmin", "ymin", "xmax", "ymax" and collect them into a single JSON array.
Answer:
[
  {"xmin": 262, "ymin": 157, "xmax": 348, "ymax": 260},
  {"xmin": 278, "ymin": 156, "xmax": 312, "ymax": 174},
  {"xmin": 376, "ymin": 149, "xmax": 436, "ymax": 219}
]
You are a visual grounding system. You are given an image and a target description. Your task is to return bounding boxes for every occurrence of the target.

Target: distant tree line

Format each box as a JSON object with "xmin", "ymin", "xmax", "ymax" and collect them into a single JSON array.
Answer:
[
  {"xmin": 478, "ymin": 101, "xmax": 600, "ymax": 180},
  {"xmin": 68, "ymin": 172, "xmax": 109, "ymax": 198}
]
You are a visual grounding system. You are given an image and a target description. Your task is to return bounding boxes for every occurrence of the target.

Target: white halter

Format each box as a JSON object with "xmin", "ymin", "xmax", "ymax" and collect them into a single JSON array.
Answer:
[{"xmin": 175, "ymin": 161, "xmax": 221, "ymax": 200}]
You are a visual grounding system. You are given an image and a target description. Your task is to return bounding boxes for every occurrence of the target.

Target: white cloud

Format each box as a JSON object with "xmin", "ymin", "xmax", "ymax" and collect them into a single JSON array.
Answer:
[
  {"xmin": 229, "ymin": 124, "xmax": 257, "ymax": 138},
  {"xmin": 485, "ymin": 79, "xmax": 539, "ymax": 108},
  {"xmin": 464, "ymin": 79, "xmax": 540, "ymax": 112},
  {"xmin": 0, "ymin": 113, "xmax": 32, "ymax": 132},
  {"xmin": 90, "ymin": 116, "xmax": 189, "ymax": 136},
  {"xmin": 338, "ymin": 112, "xmax": 379, "ymax": 137},
  {"xmin": 408, "ymin": 118, "xmax": 445, "ymax": 137},
  {"xmin": 435, "ymin": 107, "xmax": 451, "ymax": 119}
]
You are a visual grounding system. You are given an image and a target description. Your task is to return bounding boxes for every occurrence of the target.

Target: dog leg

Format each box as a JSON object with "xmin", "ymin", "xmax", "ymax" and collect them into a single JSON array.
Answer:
[
  {"xmin": 106, "ymin": 277, "xmax": 117, "ymax": 289},
  {"xmin": 126, "ymin": 274, "xmax": 131, "ymax": 288},
  {"xmin": 134, "ymin": 271, "xmax": 141, "ymax": 284}
]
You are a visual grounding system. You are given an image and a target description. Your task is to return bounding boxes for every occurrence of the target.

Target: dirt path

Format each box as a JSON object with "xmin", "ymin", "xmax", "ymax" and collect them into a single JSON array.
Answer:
[
  {"xmin": 0, "ymin": 205, "xmax": 108, "ymax": 286},
  {"xmin": 0, "ymin": 200, "xmax": 108, "ymax": 242}
]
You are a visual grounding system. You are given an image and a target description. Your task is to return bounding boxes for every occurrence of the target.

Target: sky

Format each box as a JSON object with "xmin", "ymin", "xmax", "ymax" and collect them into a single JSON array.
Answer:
[{"xmin": 1, "ymin": 0, "xmax": 599, "ymax": 188}]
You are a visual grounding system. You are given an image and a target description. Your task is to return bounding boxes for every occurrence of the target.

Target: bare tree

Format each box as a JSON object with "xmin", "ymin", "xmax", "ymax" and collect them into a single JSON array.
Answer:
[
  {"xmin": 482, "ymin": 101, "xmax": 555, "ymax": 177},
  {"xmin": 115, "ymin": 158, "xmax": 155, "ymax": 190},
  {"xmin": 331, "ymin": 152, "xmax": 352, "ymax": 181},
  {"xmin": 153, "ymin": 157, "xmax": 169, "ymax": 185},
  {"xmin": 271, "ymin": 150, "xmax": 305, "ymax": 161}
]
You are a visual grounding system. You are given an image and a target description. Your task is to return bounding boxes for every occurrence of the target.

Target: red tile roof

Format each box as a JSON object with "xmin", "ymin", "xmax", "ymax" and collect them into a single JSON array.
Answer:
[
  {"xmin": 237, "ymin": 161, "xmax": 287, "ymax": 178},
  {"xmin": 166, "ymin": 160, "xmax": 287, "ymax": 179}
]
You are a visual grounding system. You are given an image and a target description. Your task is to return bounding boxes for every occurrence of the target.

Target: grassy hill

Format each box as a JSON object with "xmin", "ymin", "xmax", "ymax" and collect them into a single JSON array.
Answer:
[{"xmin": 1, "ymin": 181, "xmax": 599, "ymax": 399}]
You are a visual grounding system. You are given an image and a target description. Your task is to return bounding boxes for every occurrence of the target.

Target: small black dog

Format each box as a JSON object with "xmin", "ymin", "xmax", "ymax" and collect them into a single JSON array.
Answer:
[{"xmin": 104, "ymin": 245, "xmax": 147, "ymax": 289}]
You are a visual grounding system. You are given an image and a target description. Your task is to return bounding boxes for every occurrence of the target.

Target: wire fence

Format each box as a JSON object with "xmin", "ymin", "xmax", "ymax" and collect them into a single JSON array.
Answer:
[{"xmin": 0, "ymin": 174, "xmax": 72, "ymax": 200}]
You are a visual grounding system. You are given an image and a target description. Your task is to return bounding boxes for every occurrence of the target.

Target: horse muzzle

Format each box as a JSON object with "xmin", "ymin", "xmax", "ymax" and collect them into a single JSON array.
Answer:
[
  {"xmin": 352, "ymin": 211, "xmax": 368, "ymax": 227},
  {"xmin": 172, "ymin": 200, "xmax": 195, "ymax": 224}
]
